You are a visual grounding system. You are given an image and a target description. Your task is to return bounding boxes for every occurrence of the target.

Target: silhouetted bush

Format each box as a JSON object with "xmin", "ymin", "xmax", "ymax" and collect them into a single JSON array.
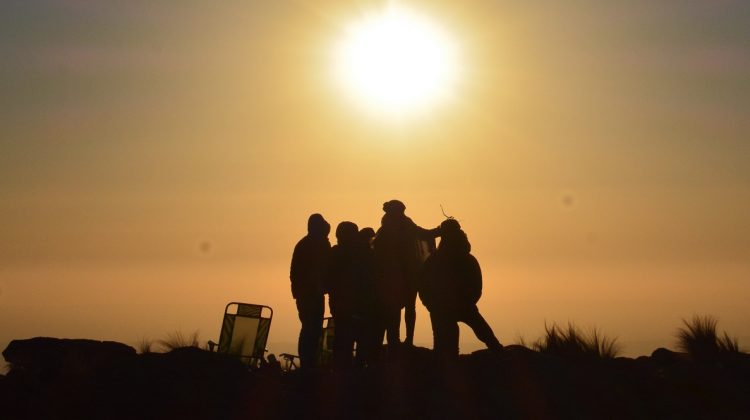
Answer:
[
  {"xmin": 534, "ymin": 322, "xmax": 620, "ymax": 360},
  {"xmin": 677, "ymin": 315, "xmax": 743, "ymax": 362},
  {"xmin": 156, "ymin": 331, "xmax": 200, "ymax": 352}
]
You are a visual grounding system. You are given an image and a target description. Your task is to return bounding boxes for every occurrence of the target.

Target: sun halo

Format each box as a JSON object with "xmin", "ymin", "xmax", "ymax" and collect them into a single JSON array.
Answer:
[{"xmin": 333, "ymin": 7, "xmax": 459, "ymax": 117}]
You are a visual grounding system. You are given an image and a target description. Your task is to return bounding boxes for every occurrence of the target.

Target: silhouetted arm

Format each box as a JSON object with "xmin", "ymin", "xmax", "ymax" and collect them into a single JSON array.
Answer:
[
  {"xmin": 467, "ymin": 255, "xmax": 483, "ymax": 304},
  {"xmin": 418, "ymin": 256, "xmax": 435, "ymax": 309},
  {"xmin": 289, "ymin": 239, "xmax": 306, "ymax": 299},
  {"xmin": 406, "ymin": 217, "xmax": 440, "ymax": 240}
]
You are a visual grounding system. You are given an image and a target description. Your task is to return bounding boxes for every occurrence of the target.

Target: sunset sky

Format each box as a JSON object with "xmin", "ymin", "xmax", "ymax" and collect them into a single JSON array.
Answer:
[{"xmin": 2, "ymin": 0, "xmax": 749, "ymax": 359}]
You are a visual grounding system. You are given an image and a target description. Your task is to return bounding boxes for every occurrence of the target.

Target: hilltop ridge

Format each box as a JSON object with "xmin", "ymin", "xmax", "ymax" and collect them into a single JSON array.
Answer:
[{"xmin": 2, "ymin": 337, "xmax": 750, "ymax": 419}]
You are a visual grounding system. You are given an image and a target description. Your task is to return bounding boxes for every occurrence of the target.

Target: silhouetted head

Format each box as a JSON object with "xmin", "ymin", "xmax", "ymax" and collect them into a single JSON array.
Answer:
[
  {"xmin": 383, "ymin": 199, "xmax": 406, "ymax": 215},
  {"xmin": 439, "ymin": 218, "xmax": 471, "ymax": 253},
  {"xmin": 336, "ymin": 221, "xmax": 359, "ymax": 246},
  {"xmin": 359, "ymin": 227, "xmax": 376, "ymax": 239},
  {"xmin": 440, "ymin": 218, "xmax": 461, "ymax": 235},
  {"xmin": 358, "ymin": 227, "xmax": 376, "ymax": 247},
  {"xmin": 307, "ymin": 213, "xmax": 330, "ymax": 238}
]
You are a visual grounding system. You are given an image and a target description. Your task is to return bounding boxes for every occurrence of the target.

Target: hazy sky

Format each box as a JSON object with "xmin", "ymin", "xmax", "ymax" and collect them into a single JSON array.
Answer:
[{"xmin": 2, "ymin": 0, "xmax": 749, "ymax": 357}]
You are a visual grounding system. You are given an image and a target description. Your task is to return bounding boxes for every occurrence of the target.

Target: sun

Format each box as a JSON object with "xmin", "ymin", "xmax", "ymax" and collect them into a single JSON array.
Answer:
[{"xmin": 333, "ymin": 6, "xmax": 459, "ymax": 116}]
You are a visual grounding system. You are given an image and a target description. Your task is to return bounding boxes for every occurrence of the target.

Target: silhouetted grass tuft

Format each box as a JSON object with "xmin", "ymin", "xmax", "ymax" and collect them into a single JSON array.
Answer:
[
  {"xmin": 718, "ymin": 332, "xmax": 741, "ymax": 354},
  {"xmin": 677, "ymin": 315, "xmax": 719, "ymax": 362},
  {"xmin": 157, "ymin": 331, "xmax": 201, "ymax": 351},
  {"xmin": 138, "ymin": 338, "xmax": 154, "ymax": 354},
  {"xmin": 677, "ymin": 315, "xmax": 743, "ymax": 361},
  {"xmin": 589, "ymin": 328, "xmax": 621, "ymax": 359},
  {"xmin": 514, "ymin": 334, "xmax": 529, "ymax": 348},
  {"xmin": 534, "ymin": 322, "xmax": 620, "ymax": 360}
]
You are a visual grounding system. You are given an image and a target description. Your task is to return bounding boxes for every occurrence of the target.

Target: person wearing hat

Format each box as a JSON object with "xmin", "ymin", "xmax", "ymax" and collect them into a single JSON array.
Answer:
[
  {"xmin": 372, "ymin": 199, "xmax": 441, "ymax": 350},
  {"xmin": 290, "ymin": 213, "xmax": 331, "ymax": 369},
  {"xmin": 419, "ymin": 218, "xmax": 503, "ymax": 358}
]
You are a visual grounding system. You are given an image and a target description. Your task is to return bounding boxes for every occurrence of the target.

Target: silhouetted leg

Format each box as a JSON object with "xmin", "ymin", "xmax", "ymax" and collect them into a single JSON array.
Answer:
[
  {"xmin": 373, "ymin": 326, "xmax": 386, "ymax": 363},
  {"xmin": 404, "ymin": 289, "xmax": 417, "ymax": 346},
  {"xmin": 431, "ymin": 310, "xmax": 459, "ymax": 358},
  {"xmin": 385, "ymin": 307, "xmax": 401, "ymax": 347},
  {"xmin": 429, "ymin": 311, "xmax": 444, "ymax": 354},
  {"xmin": 360, "ymin": 314, "xmax": 385, "ymax": 367},
  {"xmin": 353, "ymin": 316, "xmax": 369, "ymax": 367},
  {"xmin": 333, "ymin": 315, "xmax": 355, "ymax": 370},
  {"xmin": 370, "ymin": 307, "xmax": 392, "ymax": 363},
  {"xmin": 296, "ymin": 295, "xmax": 324, "ymax": 369},
  {"xmin": 459, "ymin": 305, "xmax": 502, "ymax": 351}
]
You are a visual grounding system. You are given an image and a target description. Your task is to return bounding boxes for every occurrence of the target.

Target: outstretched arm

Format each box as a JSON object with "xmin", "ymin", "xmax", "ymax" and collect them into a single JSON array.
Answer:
[{"xmin": 411, "ymin": 220, "xmax": 441, "ymax": 240}]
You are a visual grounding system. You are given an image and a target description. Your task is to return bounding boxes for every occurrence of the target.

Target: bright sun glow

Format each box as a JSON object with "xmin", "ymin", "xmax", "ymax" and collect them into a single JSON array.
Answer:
[{"xmin": 334, "ymin": 6, "xmax": 459, "ymax": 116}]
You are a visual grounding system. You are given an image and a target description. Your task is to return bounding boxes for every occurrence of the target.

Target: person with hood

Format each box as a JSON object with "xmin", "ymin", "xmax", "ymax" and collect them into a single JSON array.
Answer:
[
  {"xmin": 419, "ymin": 218, "xmax": 503, "ymax": 358},
  {"xmin": 372, "ymin": 199, "xmax": 440, "ymax": 349},
  {"xmin": 290, "ymin": 213, "xmax": 331, "ymax": 369}
]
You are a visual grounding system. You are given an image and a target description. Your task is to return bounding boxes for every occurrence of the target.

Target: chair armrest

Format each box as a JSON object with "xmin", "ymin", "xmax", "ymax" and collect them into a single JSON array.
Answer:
[
  {"xmin": 207, "ymin": 340, "xmax": 218, "ymax": 352},
  {"xmin": 278, "ymin": 353, "xmax": 299, "ymax": 371}
]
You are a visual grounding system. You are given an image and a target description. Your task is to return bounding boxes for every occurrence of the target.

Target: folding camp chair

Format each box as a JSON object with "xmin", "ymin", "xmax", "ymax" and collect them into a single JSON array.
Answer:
[
  {"xmin": 208, "ymin": 302, "xmax": 273, "ymax": 368},
  {"xmin": 319, "ymin": 317, "xmax": 335, "ymax": 366},
  {"xmin": 280, "ymin": 317, "xmax": 334, "ymax": 371}
]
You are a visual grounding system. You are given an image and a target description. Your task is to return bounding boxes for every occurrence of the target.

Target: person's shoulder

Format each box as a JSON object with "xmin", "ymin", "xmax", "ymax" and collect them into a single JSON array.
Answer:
[
  {"xmin": 294, "ymin": 236, "xmax": 310, "ymax": 249},
  {"xmin": 294, "ymin": 236, "xmax": 328, "ymax": 253},
  {"xmin": 404, "ymin": 216, "xmax": 423, "ymax": 231}
]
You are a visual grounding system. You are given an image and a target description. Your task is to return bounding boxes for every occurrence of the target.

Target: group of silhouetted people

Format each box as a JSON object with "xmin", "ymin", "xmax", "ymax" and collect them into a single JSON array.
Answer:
[{"xmin": 290, "ymin": 200, "xmax": 503, "ymax": 370}]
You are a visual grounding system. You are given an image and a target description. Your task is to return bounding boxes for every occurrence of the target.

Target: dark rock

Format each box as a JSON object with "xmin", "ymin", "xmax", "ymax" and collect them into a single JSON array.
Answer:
[
  {"xmin": 651, "ymin": 347, "xmax": 685, "ymax": 366},
  {"xmin": 3, "ymin": 337, "xmax": 136, "ymax": 380}
]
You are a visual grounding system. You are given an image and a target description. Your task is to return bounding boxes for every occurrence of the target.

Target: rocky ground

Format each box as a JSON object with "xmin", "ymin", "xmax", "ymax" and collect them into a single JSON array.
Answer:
[{"xmin": 2, "ymin": 337, "xmax": 749, "ymax": 419}]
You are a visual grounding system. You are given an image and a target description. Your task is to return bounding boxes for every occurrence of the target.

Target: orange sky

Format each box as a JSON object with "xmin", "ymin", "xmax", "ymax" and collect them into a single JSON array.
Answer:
[{"xmin": 1, "ymin": 0, "xmax": 749, "ymax": 359}]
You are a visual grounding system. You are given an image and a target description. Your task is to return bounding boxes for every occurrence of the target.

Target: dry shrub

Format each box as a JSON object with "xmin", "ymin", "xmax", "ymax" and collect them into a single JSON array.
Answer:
[{"xmin": 534, "ymin": 322, "xmax": 620, "ymax": 360}]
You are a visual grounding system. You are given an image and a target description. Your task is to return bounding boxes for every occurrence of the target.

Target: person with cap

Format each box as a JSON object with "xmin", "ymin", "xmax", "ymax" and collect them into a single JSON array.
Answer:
[
  {"xmin": 290, "ymin": 213, "xmax": 331, "ymax": 369},
  {"xmin": 419, "ymin": 218, "xmax": 503, "ymax": 358},
  {"xmin": 372, "ymin": 199, "xmax": 440, "ymax": 350}
]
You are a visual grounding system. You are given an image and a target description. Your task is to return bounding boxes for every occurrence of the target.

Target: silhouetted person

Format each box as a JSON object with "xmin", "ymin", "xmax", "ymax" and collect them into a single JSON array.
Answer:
[
  {"xmin": 419, "ymin": 219, "xmax": 502, "ymax": 358},
  {"xmin": 373, "ymin": 200, "xmax": 439, "ymax": 349},
  {"xmin": 327, "ymin": 221, "xmax": 376, "ymax": 370},
  {"xmin": 290, "ymin": 213, "xmax": 331, "ymax": 369},
  {"xmin": 355, "ymin": 227, "xmax": 379, "ymax": 366}
]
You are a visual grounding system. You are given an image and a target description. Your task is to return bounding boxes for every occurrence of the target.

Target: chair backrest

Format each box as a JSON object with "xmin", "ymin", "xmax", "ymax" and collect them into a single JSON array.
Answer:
[
  {"xmin": 217, "ymin": 302, "xmax": 273, "ymax": 367},
  {"xmin": 319, "ymin": 317, "xmax": 334, "ymax": 366}
]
